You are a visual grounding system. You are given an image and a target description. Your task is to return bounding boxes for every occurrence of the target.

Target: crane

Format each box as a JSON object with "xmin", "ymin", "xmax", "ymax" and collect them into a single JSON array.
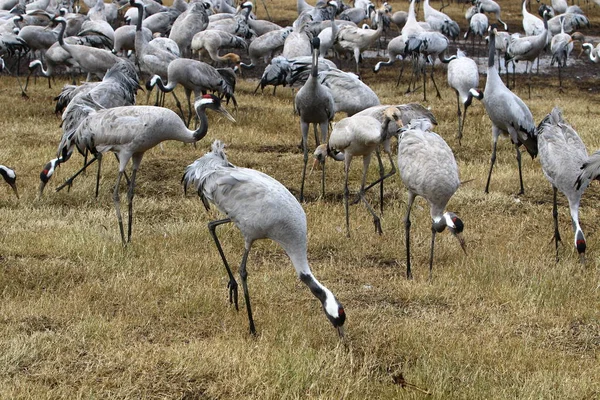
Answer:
[
  {"xmin": 61, "ymin": 94, "xmax": 235, "ymax": 245},
  {"xmin": 550, "ymin": 16, "xmax": 573, "ymax": 91},
  {"xmin": 294, "ymin": 37, "xmax": 334, "ymax": 202},
  {"xmin": 538, "ymin": 107, "xmax": 587, "ymax": 263},
  {"xmin": 182, "ymin": 140, "xmax": 346, "ymax": 337},
  {"xmin": 0, "ymin": 165, "xmax": 18, "ymax": 198},
  {"xmin": 447, "ymin": 49, "xmax": 481, "ymax": 144},
  {"xmin": 397, "ymin": 118, "xmax": 466, "ymax": 280},
  {"xmin": 313, "ymin": 107, "xmax": 402, "ymax": 237},
  {"xmin": 473, "ymin": 27, "xmax": 537, "ymax": 195}
]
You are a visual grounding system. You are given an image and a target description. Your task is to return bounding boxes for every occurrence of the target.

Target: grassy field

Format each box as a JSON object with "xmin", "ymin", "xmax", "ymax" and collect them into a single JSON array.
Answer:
[{"xmin": 0, "ymin": 0, "xmax": 599, "ymax": 398}]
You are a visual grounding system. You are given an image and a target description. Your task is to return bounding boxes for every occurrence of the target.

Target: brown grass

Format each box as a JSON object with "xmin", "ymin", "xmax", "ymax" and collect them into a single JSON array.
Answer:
[{"xmin": 0, "ymin": 0, "xmax": 599, "ymax": 398}]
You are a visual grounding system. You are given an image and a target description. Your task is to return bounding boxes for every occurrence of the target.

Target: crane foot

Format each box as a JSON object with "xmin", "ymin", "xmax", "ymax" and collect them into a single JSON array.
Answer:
[{"xmin": 228, "ymin": 279, "xmax": 239, "ymax": 311}]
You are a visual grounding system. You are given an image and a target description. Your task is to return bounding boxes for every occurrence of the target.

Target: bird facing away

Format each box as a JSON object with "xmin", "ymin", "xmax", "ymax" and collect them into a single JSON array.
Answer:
[
  {"xmin": 182, "ymin": 140, "xmax": 346, "ymax": 337},
  {"xmin": 538, "ymin": 107, "xmax": 588, "ymax": 263},
  {"xmin": 0, "ymin": 165, "xmax": 18, "ymax": 198},
  {"xmin": 314, "ymin": 107, "xmax": 402, "ymax": 237},
  {"xmin": 397, "ymin": 118, "xmax": 466, "ymax": 280},
  {"xmin": 294, "ymin": 37, "xmax": 335, "ymax": 202},
  {"xmin": 447, "ymin": 49, "xmax": 481, "ymax": 145},
  {"xmin": 65, "ymin": 94, "xmax": 235, "ymax": 245},
  {"xmin": 472, "ymin": 27, "xmax": 538, "ymax": 195},
  {"xmin": 550, "ymin": 16, "xmax": 574, "ymax": 91}
]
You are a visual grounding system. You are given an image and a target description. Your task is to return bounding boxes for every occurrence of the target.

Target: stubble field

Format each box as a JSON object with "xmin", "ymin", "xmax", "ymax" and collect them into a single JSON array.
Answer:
[{"xmin": 0, "ymin": 0, "xmax": 599, "ymax": 398}]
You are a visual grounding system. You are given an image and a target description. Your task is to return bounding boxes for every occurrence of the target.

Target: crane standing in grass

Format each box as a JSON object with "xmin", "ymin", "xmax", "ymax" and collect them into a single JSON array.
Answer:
[
  {"xmin": 472, "ymin": 27, "xmax": 537, "ymax": 195},
  {"xmin": 182, "ymin": 140, "xmax": 346, "ymax": 337},
  {"xmin": 0, "ymin": 165, "xmax": 18, "ymax": 198},
  {"xmin": 538, "ymin": 107, "xmax": 588, "ymax": 263},
  {"xmin": 60, "ymin": 94, "xmax": 235, "ymax": 245},
  {"xmin": 447, "ymin": 49, "xmax": 481, "ymax": 145},
  {"xmin": 397, "ymin": 119, "xmax": 466, "ymax": 280},
  {"xmin": 294, "ymin": 37, "xmax": 334, "ymax": 202}
]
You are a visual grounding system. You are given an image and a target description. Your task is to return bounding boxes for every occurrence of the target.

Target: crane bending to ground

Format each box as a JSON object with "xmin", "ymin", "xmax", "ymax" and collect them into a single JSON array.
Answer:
[{"xmin": 182, "ymin": 140, "xmax": 346, "ymax": 337}]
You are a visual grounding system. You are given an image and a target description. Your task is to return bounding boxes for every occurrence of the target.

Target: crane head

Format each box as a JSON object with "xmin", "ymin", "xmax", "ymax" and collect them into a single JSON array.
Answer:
[
  {"xmin": 195, "ymin": 94, "xmax": 236, "ymax": 123},
  {"xmin": 443, "ymin": 212, "xmax": 466, "ymax": 255},
  {"xmin": 311, "ymin": 36, "xmax": 320, "ymax": 50},
  {"xmin": 38, "ymin": 158, "xmax": 61, "ymax": 197},
  {"xmin": 0, "ymin": 165, "xmax": 18, "ymax": 199}
]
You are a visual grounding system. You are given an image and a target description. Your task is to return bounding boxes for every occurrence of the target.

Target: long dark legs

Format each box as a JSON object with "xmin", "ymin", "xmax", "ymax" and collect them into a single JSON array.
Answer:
[
  {"xmin": 515, "ymin": 144, "xmax": 524, "ymax": 195},
  {"xmin": 552, "ymin": 186, "xmax": 561, "ymax": 263},
  {"xmin": 113, "ymin": 170, "xmax": 126, "ymax": 245},
  {"xmin": 455, "ymin": 91, "xmax": 462, "ymax": 144},
  {"xmin": 343, "ymin": 158, "xmax": 351, "ymax": 238},
  {"xmin": 485, "ymin": 134, "xmax": 498, "ymax": 194},
  {"xmin": 207, "ymin": 218, "xmax": 239, "ymax": 309},
  {"xmin": 299, "ymin": 121, "xmax": 309, "ymax": 202},
  {"xmin": 404, "ymin": 193, "xmax": 416, "ymax": 279},
  {"xmin": 126, "ymin": 167, "xmax": 138, "ymax": 243},
  {"xmin": 239, "ymin": 245, "xmax": 256, "ymax": 335},
  {"xmin": 429, "ymin": 226, "xmax": 437, "ymax": 281}
]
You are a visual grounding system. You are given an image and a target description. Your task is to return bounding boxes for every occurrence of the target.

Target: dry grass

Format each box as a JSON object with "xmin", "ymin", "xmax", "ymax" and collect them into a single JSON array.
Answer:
[{"xmin": 0, "ymin": 0, "xmax": 599, "ymax": 398}]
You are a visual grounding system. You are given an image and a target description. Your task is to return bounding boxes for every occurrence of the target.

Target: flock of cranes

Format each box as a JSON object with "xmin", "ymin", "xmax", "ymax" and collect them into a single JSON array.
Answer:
[{"xmin": 0, "ymin": 0, "xmax": 600, "ymax": 337}]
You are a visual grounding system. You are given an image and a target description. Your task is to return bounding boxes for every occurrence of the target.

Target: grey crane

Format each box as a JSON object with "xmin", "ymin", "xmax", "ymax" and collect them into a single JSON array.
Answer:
[
  {"xmin": 475, "ymin": 0, "xmax": 507, "ymax": 31},
  {"xmin": 239, "ymin": 27, "xmax": 291, "ymax": 70},
  {"xmin": 423, "ymin": 0, "xmax": 459, "ymax": 39},
  {"xmin": 257, "ymin": 54, "xmax": 336, "ymax": 94},
  {"xmin": 168, "ymin": 1, "xmax": 210, "ymax": 58},
  {"xmin": 64, "ymin": 94, "xmax": 235, "ymax": 245},
  {"xmin": 282, "ymin": 18, "xmax": 312, "ymax": 59},
  {"xmin": 335, "ymin": 9, "xmax": 384, "ymax": 74},
  {"xmin": 473, "ymin": 27, "xmax": 537, "ymax": 195},
  {"xmin": 464, "ymin": 9, "xmax": 488, "ymax": 57},
  {"xmin": 190, "ymin": 29, "xmax": 247, "ymax": 68},
  {"xmin": 373, "ymin": 34, "xmax": 405, "ymax": 74},
  {"xmin": 112, "ymin": 24, "xmax": 152, "ymax": 56},
  {"xmin": 314, "ymin": 107, "xmax": 401, "ymax": 237},
  {"xmin": 506, "ymin": 10, "xmax": 549, "ymax": 97},
  {"xmin": 538, "ymin": 107, "xmax": 587, "ymax": 263},
  {"xmin": 0, "ymin": 165, "xmax": 18, "ymax": 198},
  {"xmin": 142, "ymin": 7, "xmax": 181, "ymax": 36},
  {"xmin": 147, "ymin": 58, "xmax": 237, "ymax": 126},
  {"xmin": 206, "ymin": 1, "xmax": 254, "ymax": 40},
  {"xmin": 523, "ymin": 0, "xmax": 545, "ymax": 36},
  {"xmin": 582, "ymin": 41, "xmax": 600, "ymax": 63},
  {"xmin": 247, "ymin": 17, "xmax": 282, "ymax": 37},
  {"xmin": 53, "ymin": 16, "xmax": 120, "ymax": 81},
  {"xmin": 182, "ymin": 140, "xmax": 346, "ymax": 336},
  {"xmin": 398, "ymin": 118, "xmax": 466, "ymax": 280},
  {"xmin": 295, "ymin": 37, "xmax": 334, "ymax": 202},
  {"xmin": 447, "ymin": 49, "xmax": 480, "ymax": 145},
  {"xmin": 39, "ymin": 60, "xmax": 141, "ymax": 196},
  {"xmin": 550, "ymin": 16, "xmax": 573, "ymax": 91},
  {"xmin": 289, "ymin": 65, "xmax": 380, "ymax": 116}
]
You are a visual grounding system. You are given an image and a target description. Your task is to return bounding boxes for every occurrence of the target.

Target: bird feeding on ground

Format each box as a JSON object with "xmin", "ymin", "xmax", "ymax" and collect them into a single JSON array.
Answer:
[{"xmin": 182, "ymin": 140, "xmax": 346, "ymax": 337}]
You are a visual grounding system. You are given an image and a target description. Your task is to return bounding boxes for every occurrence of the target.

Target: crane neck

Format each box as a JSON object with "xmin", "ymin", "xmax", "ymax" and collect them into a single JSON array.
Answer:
[
  {"xmin": 192, "ymin": 105, "xmax": 211, "ymax": 141},
  {"xmin": 56, "ymin": 18, "xmax": 66, "ymax": 46},
  {"xmin": 487, "ymin": 31, "xmax": 495, "ymax": 68},
  {"xmin": 135, "ymin": 2, "xmax": 143, "ymax": 32},
  {"xmin": 311, "ymin": 46, "xmax": 319, "ymax": 78}
]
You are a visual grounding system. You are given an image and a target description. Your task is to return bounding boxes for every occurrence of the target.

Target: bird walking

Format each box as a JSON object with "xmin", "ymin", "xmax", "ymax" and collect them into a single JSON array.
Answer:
[
  {"xmin": 63, "ymin": 94, "xmax": 235, "ymax": 245},
  {"xmin": 538, "ymin": 107, "xmax": 587, "ymax": 263},
  {"xmin": 398, "ymin": 119, "xmax": 466, "ymax": 280},
  {"xmin": 314, "ymin": 107, "xmax": 402, "ymax": 237},
  {"xmin": 294, "ymin": 37, "xmax": 335, "ymax": 202},
  {"xmin": 473, "ymin": 27, "xmax": 537, "ymax": 195},
  {"xmin": 182, "ymin": 140, "xmax": 346, "ymax": 336}
]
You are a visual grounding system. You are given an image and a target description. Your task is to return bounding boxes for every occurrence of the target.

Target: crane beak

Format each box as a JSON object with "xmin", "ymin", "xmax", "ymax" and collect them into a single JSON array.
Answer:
[
  {"xmin": 217, "ymin": 105, "xmax": 236, "ymax": 123},
  {"xmin": 9, "ymin": 182, "xmax": 18, "ymax": 199},
  {"xmin": 453, "ymin": 232, "xmax": 467, "ymax": 255},
  {"xmin": 337, "ymin": 325, "xmax": 345, "ymax": 338},
  {"xmin": 579, "ymin": 253, "xmax": 585, "ymax": 264}
]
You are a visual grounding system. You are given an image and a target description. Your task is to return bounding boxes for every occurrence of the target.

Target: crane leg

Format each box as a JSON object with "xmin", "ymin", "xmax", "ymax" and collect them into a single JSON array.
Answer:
[
  {"xmin": 344, "ymin": 160, "xmax": 351, "ymax": 238},
  {"xmin": 428, "ymin": 226, "xmax": 437, "ymax": 282},
  {"xmin": 95, "ymin": 153, "xmax": 102, "ymax": 198},
  {"xmin": 319, "ymin": 121, "xmax": 329, "ymax": 199},
  {"xmin": 422, "ymin": 63, "xmax": 427, "ymax": 102},
  {"xmin": 395, "ymin": 61, "xmax": 405, "ymax": 87},
  {"xmin": 299, "ymin": 122, "xmax": 309, "ymax": 202},
  {"xmin": 376, "ymin": 150, "xmax": 385, "ymax": 215},
  {"xmin": 239, "ymin": 245, "xmax": 256, "ymax": 335},
  {"xmin": 207, "ymin": 218, "xmax": 239, "ymax": 310},
  {"xmin": 552, "ymin": 186, "xmax": 562, "ymax": 263},
  {"xmin": 356, "ymin": 155, "xmax": 382, "ymax": 235},
  {"xmin": 430, "ymin": 64, "xmax": 442, "ymax": 99},
  {"xmin": 126, "ymin": 167, "xmax": 138, "ymax": 243},
  {"xmin": 404, "ymin": 193, "xmax": 415, "ymax": 279},
  {"xmin": 186, "ymin": 91, "xmax": 193, "ymax": 127},
  {"xmin": 515, "ymin": 144, "xmax": 524, "ymax": 195},
  {"xmin": 113, "ymin": 171, "xmax": 126, "ymax": 245},
  {"xmin": 363, "ymin": 151, "xmax": 396, "ymax": 193},
  {"xmin": 55, "ymin": 156, "xmax": 98, "ymax": 193},
  {"xmin": 484, "ymin": 135, "xmax": 498, "ymax": 194},
  {"xmin": 460, "ymin": 103, "xmax": 470, "ymax": 146},
  {"xmin": 455, "ymin": 91, "xmax": 462, "ymax": 144}
]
